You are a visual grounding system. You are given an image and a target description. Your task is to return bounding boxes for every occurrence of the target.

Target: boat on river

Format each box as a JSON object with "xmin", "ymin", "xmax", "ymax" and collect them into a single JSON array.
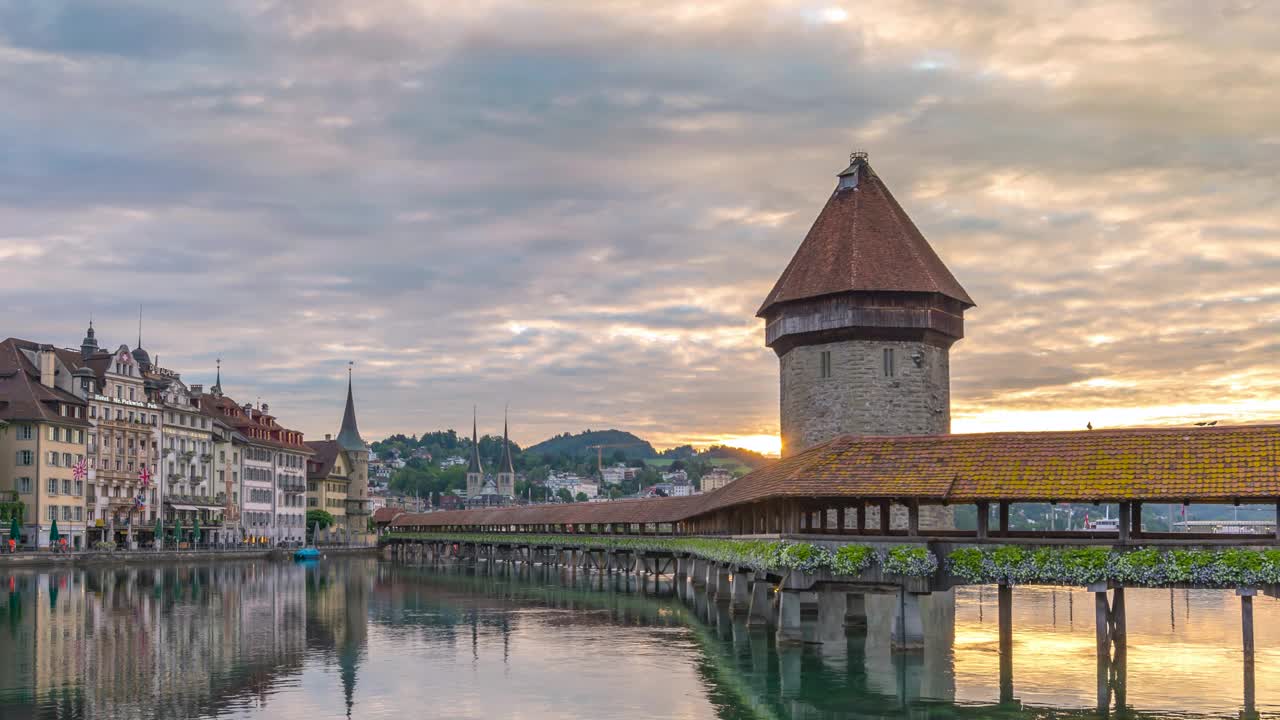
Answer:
[{"xmin": 294, "ymin": 523, "xmax": 321, "ymax": 561}]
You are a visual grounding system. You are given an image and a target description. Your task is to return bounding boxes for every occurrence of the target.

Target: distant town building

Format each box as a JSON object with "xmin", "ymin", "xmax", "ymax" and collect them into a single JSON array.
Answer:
[
  {"xmin": 440, "ymin": 455, "xmax": 467, "ymax": 468},
  {"xmin": 600, "ymin": 463, "xmax": 638, "ymax": 485},
  {"xmin": 700, "ymin": 467, "xmax": 736, "ymax": 493}
]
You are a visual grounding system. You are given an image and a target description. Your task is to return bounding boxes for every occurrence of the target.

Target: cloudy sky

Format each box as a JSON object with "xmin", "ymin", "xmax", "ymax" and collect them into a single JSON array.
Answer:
[{"xmin": 2, "ymin": 1, "xmax": 1278, "ymax": 454}]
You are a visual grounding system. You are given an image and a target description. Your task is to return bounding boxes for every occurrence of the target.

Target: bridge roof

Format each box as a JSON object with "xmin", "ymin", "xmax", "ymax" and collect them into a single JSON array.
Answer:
[{"xmin": 390, "ymin": 424, "xmax": 1280, "ymax": 530}]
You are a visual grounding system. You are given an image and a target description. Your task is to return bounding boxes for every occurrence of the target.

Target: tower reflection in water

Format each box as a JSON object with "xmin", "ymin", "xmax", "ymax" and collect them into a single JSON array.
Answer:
[{"xmin": 2, "ymin": 558, "xmax": 1275, "ymax": 719}]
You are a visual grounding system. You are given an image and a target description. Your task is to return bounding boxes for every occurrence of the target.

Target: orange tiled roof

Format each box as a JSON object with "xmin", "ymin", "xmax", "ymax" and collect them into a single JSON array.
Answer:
[{"xmin": 390, "ymin": 425, "xmax": 1280, "ymax": 530}]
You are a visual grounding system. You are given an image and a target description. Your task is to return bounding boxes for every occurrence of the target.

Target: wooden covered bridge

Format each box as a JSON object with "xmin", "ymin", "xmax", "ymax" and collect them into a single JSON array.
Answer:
[{"xmin": 390, "ymin": 424, "xmax": 1280, "ymax": 544}]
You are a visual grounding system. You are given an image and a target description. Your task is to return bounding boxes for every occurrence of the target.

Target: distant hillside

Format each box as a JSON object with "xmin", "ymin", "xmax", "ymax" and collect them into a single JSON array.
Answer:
[{"xmin": 524, "ymin": 429, "xmax": 657, "ymax": 461}]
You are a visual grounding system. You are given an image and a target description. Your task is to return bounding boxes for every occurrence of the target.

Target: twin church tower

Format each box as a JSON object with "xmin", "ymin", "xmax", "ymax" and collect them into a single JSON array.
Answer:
[{"xmin": 760, "ymin": 152, "xmax": 973, "ymax": 457}]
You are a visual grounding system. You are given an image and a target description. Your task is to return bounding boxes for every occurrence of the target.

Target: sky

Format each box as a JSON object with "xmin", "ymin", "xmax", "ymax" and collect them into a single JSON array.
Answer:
[{"xmin": 2, "ymin": 1, "xmax": 1278, "ymax": 456}]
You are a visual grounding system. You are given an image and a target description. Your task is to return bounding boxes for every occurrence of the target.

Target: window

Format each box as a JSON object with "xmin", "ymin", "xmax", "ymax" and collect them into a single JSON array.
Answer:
[
  {"xmin": 76, "ymin": 430, "xmax": 84, "ymax": 443},
  {"xmin": 62, "ymin": 453, "xmax": 72, "ymax": 467},
  {"xmin": 76, "ymin": 481, "xmax": 83, "ymax": 496},
  {"xmin": 90, "ymin": 406, "xmax": 97, "ymax": 419},
  {"xmin": 883, "ymin": 348, "xmax": 895, "ymax": 377},
  {"xmin": 116, "ymin": 385, "xmax": 123, "ymax": 399},
  {"xmin": 62, "ymin": 506, "xmax": 72, "ymax": 520},
  {"xmin": 62, "ymin": 479, "xmax": 71, "ymax": 495},
  {"xmin": 49, "ymin": 506, "xmax": 57, "ymax": 521},
  {"xmin": 48, "ymin": 478, "xmax": 58, "ymax": 495},
  {"xmin": 47, "ymin": 451, "xmax": 59, "ymax": 466},
  {"xmin": 128, "ymin": 387, "xmax": 134, "ymax": 401},
  {"xmin": 75, "ymin": 507, "xmax": 82, "ymax": 521},
  {"xmin": 819, "ymin": 351, "xmax": 832, "ymax": 379},
  {"xmin": 17, "ymin": 477, "xmax": 31, "ymax": 494},
  {"xmin": 48, "ymin": 426, "xmax": 57, "ymax": 441},
  {"xmin": 16, "ymin": 424, "xmax": 32, "ymax": 440}
]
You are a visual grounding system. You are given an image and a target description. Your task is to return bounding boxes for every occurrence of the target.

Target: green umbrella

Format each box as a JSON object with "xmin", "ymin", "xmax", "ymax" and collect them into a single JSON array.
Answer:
[
  {"xmin": 9, "ymin": 515, "xmax": 19, "ymax": 546},
  {"xmin": 154, "ymin": 517, "xmax": 164, "ymax": 550},
  {"xmin": 174, "ymin": 517, "xmax": 183, "ymax": 547},
  {"xmin": 192, "ymin": 517, "xmax": 201, "ymax": 547},
  {"xmin": 48, "ymin": 519, "xmax": 59, "ymax": 546}
]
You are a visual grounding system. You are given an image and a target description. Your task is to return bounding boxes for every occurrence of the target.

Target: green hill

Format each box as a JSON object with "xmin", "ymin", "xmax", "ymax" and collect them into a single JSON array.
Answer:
[{"xmin": 524, "ymin": 429, "xmax": 657, "ymax": 461}]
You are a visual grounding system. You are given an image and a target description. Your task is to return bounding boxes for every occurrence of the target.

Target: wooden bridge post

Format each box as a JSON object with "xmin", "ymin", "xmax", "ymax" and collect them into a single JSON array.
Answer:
[
  {"xmin": 907, "ymin": 502, "xmax": 920, "ymax": 537},
  {"xmin": 1091, "ymin": 583, "xmax": 1111, "ymax": 713},
  {"xmin": 1118, "ymin": 502, "xmax": 1131, "ymax": 543},
  {"xmin": 855, "ymin": 503, "xmax": 866, "ymax": 535},
  {"xmin": 998, "ymin": 583, "xmax": 1013, "ymax": 704},
  {"xmin": 1241, "ymin": 588, "xmax": 1257, "ymax": 718},
  {"xmin": 878, "ymin": 500, "xmax": 891, "ymax": 535},
  {"xmin": 998, "ymin": 502, "xmax": 1010, "ymax": 537},
  {"xmin": 976, "ymin": 502, "xmax": 990, "ymax": 539}
]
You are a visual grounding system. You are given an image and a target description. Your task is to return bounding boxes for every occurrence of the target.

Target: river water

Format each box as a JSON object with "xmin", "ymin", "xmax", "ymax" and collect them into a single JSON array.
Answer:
[{"xmin": 0, "ymin": 556, "xmax": 1274, "ymax": 719}]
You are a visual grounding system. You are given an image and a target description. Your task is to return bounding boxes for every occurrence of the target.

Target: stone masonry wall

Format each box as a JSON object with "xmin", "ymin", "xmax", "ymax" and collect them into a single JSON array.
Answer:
[
  {"xmin": 779, "ymin": 339, "xmax": 950, "ymax": 455},
  {"xmin": 781, "ymin": 339, "xmax": 953, "ymax": 530}
]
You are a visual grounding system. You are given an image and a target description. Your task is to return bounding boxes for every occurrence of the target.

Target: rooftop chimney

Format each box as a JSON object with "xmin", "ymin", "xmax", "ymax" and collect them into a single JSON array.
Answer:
[
  {"xmin": 38, "ymin": 346, "xmax": 56, "ymax": 389},
  {"xmin": 261, "ymin": 402, "xmax": 269, "ymax": 415},
  {"xmin": 325, "ymin": 433, "xmax": 332, "ymax": 441}
]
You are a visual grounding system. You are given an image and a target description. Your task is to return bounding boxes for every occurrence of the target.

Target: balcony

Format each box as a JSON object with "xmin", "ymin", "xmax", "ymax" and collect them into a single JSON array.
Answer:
[
  {"xmin": 278, "ymin": 478, "xmax": 306, "ymax": 493},
  {"xmin": 164, "ymin": 494, "xmax": 226, "ymax": 509}
]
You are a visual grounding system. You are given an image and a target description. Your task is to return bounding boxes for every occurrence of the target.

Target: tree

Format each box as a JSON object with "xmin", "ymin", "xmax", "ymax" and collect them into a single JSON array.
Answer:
[
  {"xmin": 608, "ymin": 487, "xmax": 622, "ymax": 500},
  {"xmin": 556, "ymin": 488, "xmax": 574, "ymax": 503},
  {"xmin": 575, "ymin": 492, "xmax": 589, "ymax": 503},
  {"xmin": 305, "ymin": 509, "xmax": 334, "ymax": 540}
]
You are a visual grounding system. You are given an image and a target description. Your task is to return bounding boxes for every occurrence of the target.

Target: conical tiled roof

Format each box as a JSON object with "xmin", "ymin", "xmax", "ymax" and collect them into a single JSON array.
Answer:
[
  {"xmin": 336, "ymin": 370, "xmax": 367, "ymax": 453},
  {"xmin": 757, "ymin": 155, "xmax": 973, "ymax": 318}
]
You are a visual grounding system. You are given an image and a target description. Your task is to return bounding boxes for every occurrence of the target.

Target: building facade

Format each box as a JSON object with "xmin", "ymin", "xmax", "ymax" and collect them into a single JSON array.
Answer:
[
  {"xmin": 0, "ymin": 339, "xmax": 92, "ymax": 548},
  {"xmin": 152, "ymin": 368, "xmax": 223, "ymax": 541},
  {"xmin": 74, "ymin": 333, "xmax": 163, "ymax": 548},
  {"xmin": 199, "ymin": 385, "xmax": 310, "ymax": 545}
]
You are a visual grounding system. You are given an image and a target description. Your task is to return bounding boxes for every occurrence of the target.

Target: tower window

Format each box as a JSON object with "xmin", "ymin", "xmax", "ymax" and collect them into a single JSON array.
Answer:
[
  {"xmin": 819, "ymin": 351, "xmax": 832, "ymax": 379},
  {"xmin": 883, "ymin": 348, "xmax": 895, "ymax": 377}
]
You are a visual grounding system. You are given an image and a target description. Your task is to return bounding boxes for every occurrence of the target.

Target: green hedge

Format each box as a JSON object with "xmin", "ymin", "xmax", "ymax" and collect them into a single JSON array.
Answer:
[{"xmin": 387, "ymin": 533, "xmax": 934, "ymax": 578}]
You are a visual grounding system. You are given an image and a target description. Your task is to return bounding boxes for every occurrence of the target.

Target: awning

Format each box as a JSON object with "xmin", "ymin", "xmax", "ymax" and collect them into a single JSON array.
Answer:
[{"xmin": 169, "ymin": 504, "xmax": 199, "ymax": 511}]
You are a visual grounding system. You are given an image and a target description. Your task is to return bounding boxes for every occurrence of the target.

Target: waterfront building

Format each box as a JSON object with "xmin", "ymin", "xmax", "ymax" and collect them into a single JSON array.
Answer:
[
  {"xmin": 199, "ymin": 383, "xmax": 311, "ymax": 545},
  {"xmin": 151, "ymin": 367, "xmax": 224, "ymax": 539},
  {"xmin": 306, "ymin": 437, "xmax": 349, "ymax": 531},
  {"xmin": 0, "ymin": 339, "xmax": 92, "ymax": 548},
  {"xmin": 757, "ymin": 152, "xmax": 973, "ymax": 456},
  {"xmin": 69, "ymin": 328, "xmax": 163, "ymax": 547}
]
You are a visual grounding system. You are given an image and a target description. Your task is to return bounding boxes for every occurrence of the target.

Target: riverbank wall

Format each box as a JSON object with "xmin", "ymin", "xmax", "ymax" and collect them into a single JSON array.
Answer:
[{"xmin": 0, "ymin": 545, "xmax": 379, "ymax": 569}]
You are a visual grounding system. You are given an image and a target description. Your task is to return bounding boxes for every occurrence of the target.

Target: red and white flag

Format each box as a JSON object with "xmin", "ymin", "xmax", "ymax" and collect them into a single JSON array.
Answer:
[{"xmin": 72, "ymin": 458, "xmax": 88, "ymax": 482}]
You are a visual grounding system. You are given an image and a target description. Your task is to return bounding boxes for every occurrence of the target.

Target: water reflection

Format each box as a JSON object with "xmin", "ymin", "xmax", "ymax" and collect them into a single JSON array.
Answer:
[{"xmin": 0, "ymin": 557, "xmax": 1274, "ymax": 719}]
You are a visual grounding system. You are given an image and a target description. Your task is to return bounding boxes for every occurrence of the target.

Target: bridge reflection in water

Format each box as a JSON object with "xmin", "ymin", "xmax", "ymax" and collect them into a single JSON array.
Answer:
[{"xmin": 387, "ymin": 553, "xmax": 1277, "ymax": 719}]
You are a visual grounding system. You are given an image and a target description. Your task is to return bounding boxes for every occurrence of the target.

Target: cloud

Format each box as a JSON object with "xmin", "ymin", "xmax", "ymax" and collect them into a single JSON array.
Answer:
[{"xmin": 1, "ymin": 0, "xmax": 1279, "ymax": 448}]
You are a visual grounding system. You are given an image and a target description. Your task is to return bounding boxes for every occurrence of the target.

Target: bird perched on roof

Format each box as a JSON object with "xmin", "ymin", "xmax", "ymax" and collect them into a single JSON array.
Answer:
[{"xmin": 1086, "ymin": 422, "xmax": 1093, "ymax": 430}]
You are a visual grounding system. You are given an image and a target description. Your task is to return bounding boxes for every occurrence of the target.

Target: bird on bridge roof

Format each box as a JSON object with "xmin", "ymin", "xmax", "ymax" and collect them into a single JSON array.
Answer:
[{"xmin": 1087, "ymin": 422, "xmax": 1093, "ymax": 430}]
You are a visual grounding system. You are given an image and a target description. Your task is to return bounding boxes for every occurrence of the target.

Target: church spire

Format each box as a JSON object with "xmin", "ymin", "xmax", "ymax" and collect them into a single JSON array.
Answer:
[
  {"xmin": 467, "ymin": 406, "xmax": 483, "ymax": 475},
  {"xmin": 498, "ymin": 406, "xmax": 515, "ymax": 475},
  {"xmin": 212, "ymin": 358, "xmax": 223, "ymax": 395},
  {"xmin": 80, "ymin": 318, "xmax": 98, "ymax": 359},
  {"xmin": 336, "ymin": 362, "xmax": 367, "ymax": 453}
]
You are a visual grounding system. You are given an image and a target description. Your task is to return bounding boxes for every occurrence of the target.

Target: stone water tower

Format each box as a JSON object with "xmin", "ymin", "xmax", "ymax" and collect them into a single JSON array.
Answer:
[{"xmin": 758, "ymin": 152, "xmax": 974, "ymax": 458}]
